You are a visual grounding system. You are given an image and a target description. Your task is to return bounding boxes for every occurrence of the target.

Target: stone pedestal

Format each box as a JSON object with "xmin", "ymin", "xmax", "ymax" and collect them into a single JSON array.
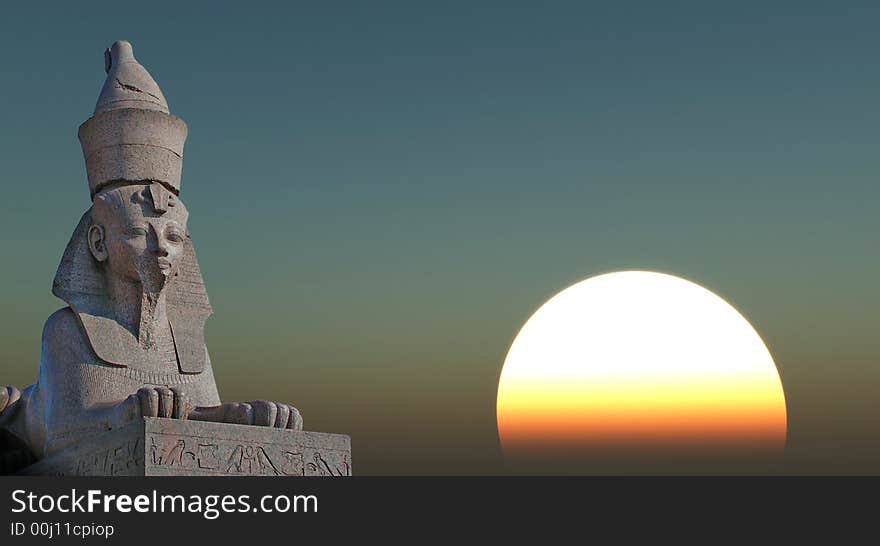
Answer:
[{"xmin": 18, "ymin": 418, "xmax": 351, "ymax": 476}]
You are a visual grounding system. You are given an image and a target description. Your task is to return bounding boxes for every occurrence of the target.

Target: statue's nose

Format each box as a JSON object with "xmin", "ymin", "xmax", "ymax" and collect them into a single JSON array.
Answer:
[
  {"xmin": 156, "ymin": 239, "xmax": 170, "ymax": 257},
  {"xmin": 148, "ymin": 225, "xmax": 170, "ymax": 256}
]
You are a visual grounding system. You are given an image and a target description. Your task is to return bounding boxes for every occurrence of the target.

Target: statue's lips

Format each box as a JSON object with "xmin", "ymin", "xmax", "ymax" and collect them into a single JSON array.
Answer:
[{"xmin": 156, "ymin": 258, "xmax": 173, "ymax": 271}]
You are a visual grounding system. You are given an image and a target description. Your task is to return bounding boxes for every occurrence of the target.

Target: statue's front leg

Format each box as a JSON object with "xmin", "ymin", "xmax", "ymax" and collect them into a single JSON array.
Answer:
[
  {"xmin": 39, "ymin": 387, "xmax": 192, "ymax": 457},
  {"xmin": 189, "ymin": 401, "xmax": 303, "ymax": 430}
]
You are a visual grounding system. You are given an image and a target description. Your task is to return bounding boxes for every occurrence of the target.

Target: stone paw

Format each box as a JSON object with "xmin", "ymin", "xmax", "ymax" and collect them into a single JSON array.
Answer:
[
  {"xmin": 249, "ymin": 400, "xmax": 303, "ymax": 430},
  {"xmin": 220, "ymin": 401, "xmax": 303, "ymax": 430},
  {"xmin": 136, "ymin": 386, "xmax": 190, "ymax": 419}
]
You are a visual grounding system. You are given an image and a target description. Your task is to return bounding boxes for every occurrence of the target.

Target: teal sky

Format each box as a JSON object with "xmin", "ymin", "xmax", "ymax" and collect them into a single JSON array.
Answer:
[{"xmin": 1, "ymin": 2, "xmax": 879, "ymax": 473}]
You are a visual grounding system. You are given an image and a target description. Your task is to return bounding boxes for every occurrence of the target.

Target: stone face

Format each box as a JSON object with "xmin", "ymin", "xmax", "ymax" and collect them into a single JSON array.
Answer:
[{"xmin": 18, "ymin": 418, "xmax": 352, "ymax": 477}]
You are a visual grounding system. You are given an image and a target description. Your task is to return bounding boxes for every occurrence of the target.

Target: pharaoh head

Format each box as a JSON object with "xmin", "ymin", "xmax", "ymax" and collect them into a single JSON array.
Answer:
[
  {"xmin": 70, "ymin": 39, "xmax": 192, "ymax": 299},
  {"xmin": 89, "ymin": 183, "xmax": 189, "ymax": 295},
  {"xmin": 51, "ymin": 41, "xmax": 211, "ymax": 373}
]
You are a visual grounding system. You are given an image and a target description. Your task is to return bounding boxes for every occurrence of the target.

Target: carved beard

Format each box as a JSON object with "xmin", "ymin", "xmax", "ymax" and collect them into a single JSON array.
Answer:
[
  {"xmin": 137, "ymin": 255, "xmax": 172, "ymax": 298},
  {"xmin": 136, "ymin": 259, "xmax": 171, "ymax": 348}
]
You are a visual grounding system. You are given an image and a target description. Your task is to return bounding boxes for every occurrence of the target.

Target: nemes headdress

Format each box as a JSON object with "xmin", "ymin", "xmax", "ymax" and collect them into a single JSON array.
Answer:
[{"xmin": 53, "ymin": 41, "xmax": 211, "ymax": 374}]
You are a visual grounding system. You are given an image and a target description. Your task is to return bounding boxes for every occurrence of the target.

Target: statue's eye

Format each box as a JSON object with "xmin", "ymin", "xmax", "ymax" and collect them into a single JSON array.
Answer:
[
  {"xmin": 129, "ymin": 227, "xmax": 148, "ymax": 237},
  {"xmin": 166, "ymin": 230, "xmax": 185, "ymax": 244}
]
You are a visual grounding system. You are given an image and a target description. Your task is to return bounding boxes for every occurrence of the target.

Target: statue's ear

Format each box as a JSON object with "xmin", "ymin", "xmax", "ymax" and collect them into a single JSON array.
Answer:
[{"xmin": 87, "ymin": 224, "xmax": 108, "ymax": 262}]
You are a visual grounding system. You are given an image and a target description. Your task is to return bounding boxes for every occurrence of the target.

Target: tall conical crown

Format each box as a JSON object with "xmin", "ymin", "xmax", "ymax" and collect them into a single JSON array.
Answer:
[
  {"xmin": 94, "ymin": 40, "xmax": 169, "ymax": 114},
  {"xmin": 78, "ymin": 41, "xmax": 187, "ymax": 198}
]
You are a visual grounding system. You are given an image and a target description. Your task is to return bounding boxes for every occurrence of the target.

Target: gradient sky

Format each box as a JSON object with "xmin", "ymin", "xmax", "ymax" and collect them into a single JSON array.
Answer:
[{"xmin": 1, "ymin": 1, "xmax": 879, "ymax": 474}]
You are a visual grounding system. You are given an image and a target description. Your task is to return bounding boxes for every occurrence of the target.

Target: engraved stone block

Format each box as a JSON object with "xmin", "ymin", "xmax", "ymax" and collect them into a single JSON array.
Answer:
[{"xmin": 17, "ymin": 418, "xmax": 352, "ymax": 477}]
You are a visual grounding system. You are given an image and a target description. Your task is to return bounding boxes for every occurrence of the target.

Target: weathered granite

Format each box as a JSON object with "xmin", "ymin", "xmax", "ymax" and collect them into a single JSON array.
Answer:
[
  {"xmin": 18, "ymin": 418, "xmax": 351, "ymax": 477},
  {"xmin": 0, "ymin": 41, "xmax": 349, "ymax": 475}
]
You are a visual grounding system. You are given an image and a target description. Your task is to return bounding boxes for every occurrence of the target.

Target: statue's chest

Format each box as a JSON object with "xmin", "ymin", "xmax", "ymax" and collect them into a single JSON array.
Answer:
[
  {"xmin": 78, "ymin": 312, "xmax": 183, "ymax": 373},
  {"xmin": 126, "ymin": 332, "xmax": 180, "ymax": 374}
]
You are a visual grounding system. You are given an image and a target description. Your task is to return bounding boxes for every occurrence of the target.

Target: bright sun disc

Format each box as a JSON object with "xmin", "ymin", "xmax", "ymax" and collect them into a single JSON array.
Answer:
[{"xmin": 496, "ymin": 271, "xmax": 787, "ymax": 465}]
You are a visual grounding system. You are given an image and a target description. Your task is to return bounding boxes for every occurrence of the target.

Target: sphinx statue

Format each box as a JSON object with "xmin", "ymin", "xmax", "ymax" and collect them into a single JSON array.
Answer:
[{"xmin": 0, "ymin": 41, "xmax": 305, "ymax": 475}]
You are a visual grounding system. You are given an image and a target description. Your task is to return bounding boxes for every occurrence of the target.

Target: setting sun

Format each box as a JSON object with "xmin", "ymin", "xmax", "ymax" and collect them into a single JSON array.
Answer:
[{"xmin": 497, "ymin": 271, "xmax": 787, "ymax": 465}]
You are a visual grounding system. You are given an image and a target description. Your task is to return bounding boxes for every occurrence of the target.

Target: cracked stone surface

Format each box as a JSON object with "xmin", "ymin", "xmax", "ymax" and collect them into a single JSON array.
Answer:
[{"xmin": 96, "ymin": 40, "xmax": 169, "ymax": 114}]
